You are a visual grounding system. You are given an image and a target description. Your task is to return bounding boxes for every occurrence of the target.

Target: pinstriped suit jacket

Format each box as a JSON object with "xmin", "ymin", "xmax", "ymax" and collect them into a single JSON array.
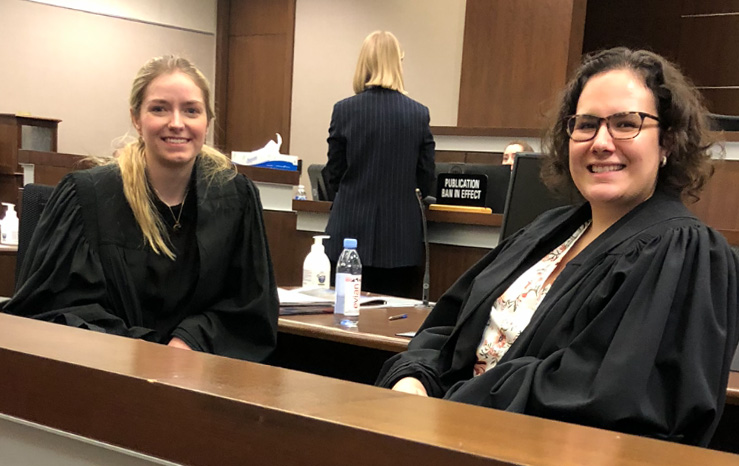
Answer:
[{"xmin": 322, "ymin": 87, "xmax": 435, "ymax": 268}]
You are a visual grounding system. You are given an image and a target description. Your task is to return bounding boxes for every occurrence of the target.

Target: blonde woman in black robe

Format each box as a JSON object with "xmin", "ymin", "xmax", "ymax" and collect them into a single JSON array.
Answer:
[{"xmin": 5, "ymin": 56, "xmax": 279, "ymax": 362}]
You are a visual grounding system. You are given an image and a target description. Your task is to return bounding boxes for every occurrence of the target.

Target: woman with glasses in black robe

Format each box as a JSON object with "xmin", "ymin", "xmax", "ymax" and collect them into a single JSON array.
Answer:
[{"xmin": 376, "ymin": 48, "xmax": 739, "ymax": 447}]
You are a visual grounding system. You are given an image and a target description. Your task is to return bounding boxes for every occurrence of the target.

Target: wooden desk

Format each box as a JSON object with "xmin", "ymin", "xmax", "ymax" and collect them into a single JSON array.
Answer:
[
  {"xmin": 272, "ymin": 305, "xmax": 429, "ymax": 384},
  {"xmin": 279, "ymin": 305, "xmax": 428, "ymax": 353},
  {"xmin": 1, "ymin": 313, "xmax": 737, "ymax": 466},
  {"xmin": 276, "ymin": 304, "xmax": 739, "ymax": 453},
  {"xmin": 0, "ymin": 244, "xmax": 17, "ymax": 297}
]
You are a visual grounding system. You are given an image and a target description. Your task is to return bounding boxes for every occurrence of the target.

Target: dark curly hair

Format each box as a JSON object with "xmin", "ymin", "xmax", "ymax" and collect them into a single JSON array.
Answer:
[{"xmin": 541, "ymin": 47, "xmax": 718, "ymax": 202}]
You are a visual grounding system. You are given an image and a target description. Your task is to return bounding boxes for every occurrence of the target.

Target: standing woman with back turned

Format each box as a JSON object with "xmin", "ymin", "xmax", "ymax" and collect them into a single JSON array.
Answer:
[
  {"xmin": 322, "ymin": 31, "xmax": 435, "ymax": 297},
  {"xmin": 5, "ymin": 56, "xmax": 279, "ymax": 362}
]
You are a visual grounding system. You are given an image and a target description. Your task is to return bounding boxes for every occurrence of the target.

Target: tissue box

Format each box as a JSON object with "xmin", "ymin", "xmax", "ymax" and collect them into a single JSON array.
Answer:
[
  {"xmin": 231, "ymin": 151, "xmax": 299, "ymax": 171},
  {"xmin": 231, "ymin": 133, "xmax": 298, "ymax": 171}
]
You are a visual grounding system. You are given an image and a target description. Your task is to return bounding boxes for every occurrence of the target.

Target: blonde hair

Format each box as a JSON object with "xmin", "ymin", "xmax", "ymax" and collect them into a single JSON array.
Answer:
[
  {"xmin": 352, "ymin": 31, "xmax": 406, "ymax": 94},
  {"xmin": 101, "ymin": 55, "xmax": 235, "ymax": 260}
]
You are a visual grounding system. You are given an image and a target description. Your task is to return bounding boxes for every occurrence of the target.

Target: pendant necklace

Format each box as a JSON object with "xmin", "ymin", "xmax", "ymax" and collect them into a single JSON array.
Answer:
[{"xmin": 166, "ymin": 189, "xmax": 188, "ymax": 231}]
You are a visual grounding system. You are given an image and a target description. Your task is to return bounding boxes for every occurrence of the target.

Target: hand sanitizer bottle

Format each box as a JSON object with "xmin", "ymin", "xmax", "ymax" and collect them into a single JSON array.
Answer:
[
  {"xmin": 302, "ymin": 235, "xmax": 330, "ymax": 289},
  {"xmin": 0, "ymin": 203, "xmax": 19, "ymax": 246}
]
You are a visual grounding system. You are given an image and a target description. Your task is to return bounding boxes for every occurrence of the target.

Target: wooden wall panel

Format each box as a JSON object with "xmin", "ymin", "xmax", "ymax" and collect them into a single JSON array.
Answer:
[
  {"xmin": 700, "ymin": 90, "xmax": 739, "ymax": 116},
  {"xmin": 582, "ymin": 1, "xmax": 683, "ymax": 63},
  {"xmin": 457, "ymin": 0, "xmax": 587, "ymax": 129},
  {"xmin": 688, "ymin": 160, "xmax": 739, "ymax": 230},
  {"xmin": 429, "ymin": 244, "xmax": 488, "ymax": 301},
  {"xmin": 229, "ymin": 0, "xmax": 293, "ymax": 36},
  {"xmin": 582, "ymin": 1, "xmax": 739, "ymax": 116},
  {"xmin": 681, "ymin": 0, "xmax": 739, "ymax": 14},
  {"xmin": 219, "ymin": 0, "xmax": 295, "ymax": 154},
  {"xmin": 227, "ymin": 35, "xmax": 292, "ymax": 152},
  {"xmin": 677, "ymin": 15, "xmax": 739, "ymax": 87},
  {"xmin": 0, "ymin": 250, "xmax": 15, "ymax": 296},
  {"xmin": 262, "ymin": 210, "xmax": 301, "ymax": 286}
]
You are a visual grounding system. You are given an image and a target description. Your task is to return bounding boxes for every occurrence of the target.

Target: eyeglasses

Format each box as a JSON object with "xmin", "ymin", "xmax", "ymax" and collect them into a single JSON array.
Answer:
[{"xmin": 565, "ymin": 111, "xmax": 660, "ymax": 142}]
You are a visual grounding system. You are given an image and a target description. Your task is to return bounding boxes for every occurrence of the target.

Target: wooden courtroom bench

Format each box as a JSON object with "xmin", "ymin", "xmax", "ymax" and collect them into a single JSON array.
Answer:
[{"xmin": 1, "ymin": 313, "xmax": 737, "ymax": 466}]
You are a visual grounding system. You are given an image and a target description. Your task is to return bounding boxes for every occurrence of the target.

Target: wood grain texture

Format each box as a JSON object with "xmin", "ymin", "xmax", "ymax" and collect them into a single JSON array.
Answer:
[
  {"xmin": 0, "ymin": 247, "xmax": 16, "ymax": 296},
  {"xmin": 457, "ymin": 0, "xmax": 586, "ymax": 128},
  {"xmin": 678, "ymin": 15, "xmax": 739, "ymax": 87},
  {"xmin": 223, "ymin": 0, "xmax": 295, "ymax": 155},
  {"xmin": 688, "ymin": 160, "xmax": 739, "ymax": 230},
  {"xmin": 2, "ymin": 313, "xmax": 737, "ymax": 465},
  {"xmin": 262, "ymin": 210, "xmax": 301, "ymax": 286}
]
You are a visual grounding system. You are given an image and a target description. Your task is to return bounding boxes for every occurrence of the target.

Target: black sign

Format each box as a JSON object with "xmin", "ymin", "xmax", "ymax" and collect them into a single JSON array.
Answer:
[{"xmin": 436, "ymin": 173, "xmax": 488, "ymax": 207}]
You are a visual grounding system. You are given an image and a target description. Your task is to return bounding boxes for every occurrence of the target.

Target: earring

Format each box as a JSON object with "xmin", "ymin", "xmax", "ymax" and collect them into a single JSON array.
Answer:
[{"xmin": 660, "ymin": 156, "xmax": 667, "ymax": 167}]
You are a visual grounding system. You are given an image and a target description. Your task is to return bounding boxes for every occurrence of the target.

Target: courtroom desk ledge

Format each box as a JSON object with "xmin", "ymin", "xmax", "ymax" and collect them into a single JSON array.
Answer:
[
  {"xmin": 0, "ymin": 244, "xmax": 18, "ymax": 254},
  {"xmin": 292, "ymin": 199, "xmax": 331, "ymax": 213},
  {"xmin": 3, "ymin": 313, "xmax": 739, "ymax": 466},
  {"xmin": 426, "ymin": 209, "xmax": 502, "ymax": 227},
  {"xmin": 718, "ymin": 131, "xmax": 739, "ymax": 143},
  {"xmin": 236, "ymin": 164, "xmax": 300, "ymax": 185},
  {"xmin": 431, "ymin": 126, "xmax": 543, "ymax": 138},
  {"xmin": 727, "ymin": 372, "xmax": 739, "ymax": 406},
  {"xmin": 292, "ymin": 199, "xmax": 501, "ymax": 227}
]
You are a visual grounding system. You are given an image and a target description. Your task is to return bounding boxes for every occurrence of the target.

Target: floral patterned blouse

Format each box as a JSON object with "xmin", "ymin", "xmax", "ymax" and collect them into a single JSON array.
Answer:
[{"xmin": 473, "ymin": 221, "xmax": 591, "ymax": 376}]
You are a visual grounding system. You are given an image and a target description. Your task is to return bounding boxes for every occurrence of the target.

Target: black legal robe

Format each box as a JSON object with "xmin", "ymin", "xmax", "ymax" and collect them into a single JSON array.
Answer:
[
  {"xmin": 377, "ymin": 190, "xmax": 739, "ymax": 446},
  {"xmin": 5, "ymin": 160, "xmax": 279, "ymax": 362}
]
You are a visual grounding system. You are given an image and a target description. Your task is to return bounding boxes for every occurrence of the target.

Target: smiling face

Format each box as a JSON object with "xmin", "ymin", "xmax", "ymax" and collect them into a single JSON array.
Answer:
[
  {"xmin": 568, "ymin": 68, "xmax": 666, "ymax": 220},
  {"xmin": 132, "ymin": 71, "xmax": 208, "ymax": 171}
]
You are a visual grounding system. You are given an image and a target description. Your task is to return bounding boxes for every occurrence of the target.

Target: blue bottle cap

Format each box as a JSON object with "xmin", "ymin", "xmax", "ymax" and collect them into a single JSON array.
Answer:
[{"xmin": 343, "ymin": 238, "xmax": 357, "ymax": 248}]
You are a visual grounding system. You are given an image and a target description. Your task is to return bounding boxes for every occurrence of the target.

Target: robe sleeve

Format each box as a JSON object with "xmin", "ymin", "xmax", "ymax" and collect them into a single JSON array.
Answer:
[
  {"xmin": 4, "ymin": 175, "xmax": 156, "ymax": 340},
  {"xmin": 170, "ymin": 176, "xmax": 279, "ymax": 362},
  {"xmin": 444, "ymin": 225, "xmax": 739, "ymax": 446}
]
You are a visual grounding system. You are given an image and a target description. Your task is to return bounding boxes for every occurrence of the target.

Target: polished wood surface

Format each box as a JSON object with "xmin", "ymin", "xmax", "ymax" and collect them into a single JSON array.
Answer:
[
  {"xmin": 688, "ymin": 160, "xmax": 739, "ymax": 230},
  {"xmin": 457, "ymin": 0, "xmax": 587, "ymax": 129},
  {"xmin": 279, "ymin": 305, "xmax": 428, "ymax": 353},
  {"xmin": 222, "ymin": 0, "xmax": 295, "ymax": 154},
  {"xmin": 0, "ymin": 244, "xmax": 16, "ymax": 297},
  {"xmin": 582, "ymin": 0, "xmax": 739, "ymax": 117},
  {"xmin": 235, "ymin": 163, "xmax": 300, "ymax": 185},
  {"xmin": 727, "ymin": 372, "xmax": 739, "ymax": 405},
  {"xmin": 431, "ymin": 126, "xmax": 542, "ymax": 137},
  {"xmin": 2, "ymin": 313, "xmax": 738, "ymax": 465}
]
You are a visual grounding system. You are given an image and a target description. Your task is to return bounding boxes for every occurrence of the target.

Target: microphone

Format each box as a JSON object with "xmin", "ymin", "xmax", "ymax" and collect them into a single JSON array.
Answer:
[{"xmin": 415, "ymin": 188, "xmax": 431, "ymax": 308}]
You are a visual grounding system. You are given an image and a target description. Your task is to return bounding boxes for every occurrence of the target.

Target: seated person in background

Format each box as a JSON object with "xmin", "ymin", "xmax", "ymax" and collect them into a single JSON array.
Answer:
[
  {"xmin": 377, "ymin": 47, "xmax": 739, "ymax": 446},
  {"xmin": 502, "ymin": 140, "xmax": 534, "ymax": 168},
  {"xmin": 4, "ymin": 55, "xmax": 279, "ymax": 362}
]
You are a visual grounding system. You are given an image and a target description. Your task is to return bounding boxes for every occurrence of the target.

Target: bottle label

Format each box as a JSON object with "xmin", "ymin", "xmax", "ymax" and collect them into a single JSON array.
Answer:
[
  {"xmin": 342, "ymin": 274, "xmax": 361, "ymax": 316},
  {"xmin": 335, "ymin": 273, "xmax": 361, "ymax": 316}
]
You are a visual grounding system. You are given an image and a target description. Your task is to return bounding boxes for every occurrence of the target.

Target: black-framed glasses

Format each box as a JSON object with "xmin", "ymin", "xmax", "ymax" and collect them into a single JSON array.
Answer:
[{"xmin": 565, "ymin": 111, "xmax": 660, "ymax": 142}]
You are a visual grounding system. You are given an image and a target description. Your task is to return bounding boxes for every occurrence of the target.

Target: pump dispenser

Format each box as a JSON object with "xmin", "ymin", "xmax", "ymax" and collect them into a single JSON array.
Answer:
[
  {"xmin": 0, "ymin": 203, "xmax": 19, "ymax": 246},
  {"xmin": 302, "ymin": 235, "xmax": 330, "ymax": 288}
]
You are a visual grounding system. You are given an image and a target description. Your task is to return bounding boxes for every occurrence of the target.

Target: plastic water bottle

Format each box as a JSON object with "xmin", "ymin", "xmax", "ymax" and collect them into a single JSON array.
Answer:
[
  {"xmin": 334, "ymin": 238, "xmax": 362, "ymax": 327},
  {"xmin": 295, "ymin": 185, "xmax": 307, "ymax": 200}
]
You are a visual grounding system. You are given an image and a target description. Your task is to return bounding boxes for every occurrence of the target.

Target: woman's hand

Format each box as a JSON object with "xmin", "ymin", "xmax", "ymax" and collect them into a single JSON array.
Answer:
[
  {"xmin": 391, "ymin": 377, "xmax": 428, "ymax": 396},
  {"xmin": 167, "ymin": 337, "xmax": 192, "ymax": 350}
]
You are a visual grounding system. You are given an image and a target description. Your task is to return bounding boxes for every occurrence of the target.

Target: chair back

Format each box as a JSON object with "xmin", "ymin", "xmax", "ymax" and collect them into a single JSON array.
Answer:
[
  {"xmin": 15, "ymin": 184, "xmax": 55, "ymax": 285},
  {"xmin": 308, "ymin": 164, "xmax": 333, "ymax": 201}
]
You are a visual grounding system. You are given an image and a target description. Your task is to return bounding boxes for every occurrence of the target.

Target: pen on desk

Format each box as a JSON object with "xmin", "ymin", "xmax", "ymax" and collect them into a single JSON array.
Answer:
[{"xmin": 388, "ymin": 313, "xmax": 408, "ymax": 321}]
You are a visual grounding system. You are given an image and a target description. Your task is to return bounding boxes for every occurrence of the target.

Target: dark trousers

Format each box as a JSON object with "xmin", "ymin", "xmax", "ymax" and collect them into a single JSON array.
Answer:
[{"xmin": 330, "ymin": 263, "xmax": 421, "ymax": 298}]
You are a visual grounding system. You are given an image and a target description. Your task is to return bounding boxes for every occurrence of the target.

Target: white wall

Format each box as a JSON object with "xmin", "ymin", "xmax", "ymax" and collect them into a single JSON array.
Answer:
[
  {"xmin": 26, "ymin": 0, "xmax": 217, "ymax": 33},
  {"xmin": 0, "ymin": 0, "xmax": 217, "ymax": 157},
  {"xmin": 290, "ymin": 0, "xmax": 467, "ymax": 188}
]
